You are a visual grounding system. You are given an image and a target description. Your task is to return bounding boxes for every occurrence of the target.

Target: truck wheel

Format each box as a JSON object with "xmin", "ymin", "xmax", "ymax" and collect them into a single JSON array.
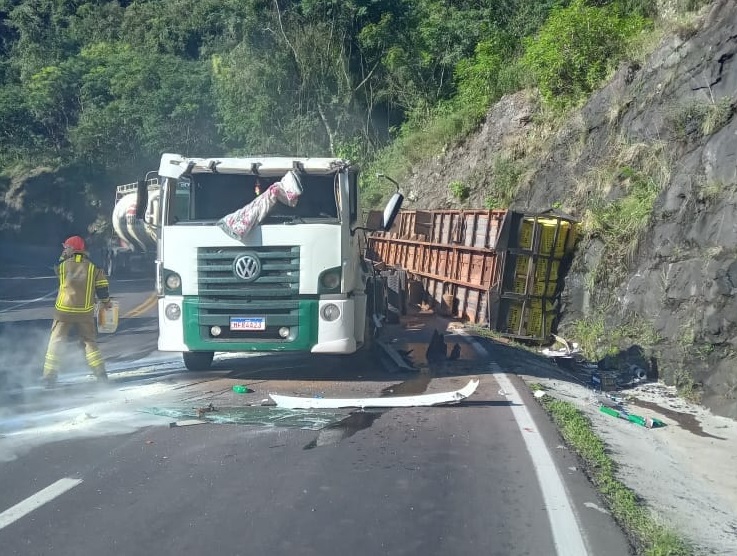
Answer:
[
  {"xmin": 384, "ymin": 271, "xmax": 404, "ymax": 323},
  {"xmin": 358, "ymin": 279, "xmax": 381, "ymax": 352},
  {"xmin": 183, "ymin": 351, "xmax": 214, "ymax": 371}
]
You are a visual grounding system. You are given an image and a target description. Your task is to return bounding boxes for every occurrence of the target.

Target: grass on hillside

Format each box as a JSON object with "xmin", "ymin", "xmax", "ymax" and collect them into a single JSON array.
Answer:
[
  {"xmin": 567, "ymin": 312, "xmax": 661, "ymax": 361},
  {"xmin": 530, "ymin": 385, "xmax": 692, "ymax": 556}
]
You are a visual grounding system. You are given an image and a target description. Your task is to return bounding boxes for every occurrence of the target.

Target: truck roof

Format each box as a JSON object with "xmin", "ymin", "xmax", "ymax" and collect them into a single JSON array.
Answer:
[{"xmin": 158, "ymin": 153, "xmax": 355, "ymax": 180}]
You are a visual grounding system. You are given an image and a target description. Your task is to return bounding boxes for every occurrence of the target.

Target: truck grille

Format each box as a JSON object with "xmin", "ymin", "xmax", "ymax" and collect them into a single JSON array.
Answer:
[{"xmin": 197, "ymin": 246, "xmax": 300, "ymax": 341}]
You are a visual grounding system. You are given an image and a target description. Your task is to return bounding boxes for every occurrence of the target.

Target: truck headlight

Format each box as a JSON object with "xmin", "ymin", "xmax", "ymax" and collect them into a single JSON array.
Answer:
[
  {"xmin": 320, "ymin": 303, "xmax": 340, "ymax": 322},
  {"xmin": 165, "ymin": 273, "xmax": 181, "ymax": 290},
  {"xmin": 165, "ymin": 303, "xmax": 181, "ymax": 320},
  {"xmin": 318, "ymin": 267, "xmax": 342, "ymax": 293}
]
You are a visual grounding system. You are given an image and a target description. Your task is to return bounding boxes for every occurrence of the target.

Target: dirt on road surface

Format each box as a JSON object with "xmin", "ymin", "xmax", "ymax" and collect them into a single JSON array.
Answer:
[{"xmin": 474, "ymin": 327, "xmax": 737, "ymax": 556}]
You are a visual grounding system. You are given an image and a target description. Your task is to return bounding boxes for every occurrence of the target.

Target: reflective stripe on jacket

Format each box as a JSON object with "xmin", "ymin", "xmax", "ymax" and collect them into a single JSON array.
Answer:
[{"xmin": 54, "ymin": 253, "xmax": 110, "ymax": 316}]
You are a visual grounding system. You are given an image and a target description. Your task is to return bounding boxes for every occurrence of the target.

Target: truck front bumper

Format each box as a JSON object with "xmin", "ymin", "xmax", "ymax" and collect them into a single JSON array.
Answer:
[{"xmin": 158, "ymin": 296, "xmax": 357, "ymax": 354}]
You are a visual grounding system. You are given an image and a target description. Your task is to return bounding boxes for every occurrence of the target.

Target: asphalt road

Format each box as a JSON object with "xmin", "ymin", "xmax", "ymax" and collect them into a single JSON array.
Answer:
[{"xmin": 0, "ymin": 270, "xmax": 632, "ymax": 556}]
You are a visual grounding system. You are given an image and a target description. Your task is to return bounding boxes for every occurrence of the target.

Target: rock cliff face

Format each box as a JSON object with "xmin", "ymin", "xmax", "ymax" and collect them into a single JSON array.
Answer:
[{"xmin": 403, "ymin": 0, "xmax": 737, "ymax": 418}]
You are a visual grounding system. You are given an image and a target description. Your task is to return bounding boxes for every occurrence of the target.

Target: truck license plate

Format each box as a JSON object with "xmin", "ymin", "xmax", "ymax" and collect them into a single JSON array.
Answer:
[{"xmin": 230, "ymin": 317, "xmax": 266, "ymax": 331}]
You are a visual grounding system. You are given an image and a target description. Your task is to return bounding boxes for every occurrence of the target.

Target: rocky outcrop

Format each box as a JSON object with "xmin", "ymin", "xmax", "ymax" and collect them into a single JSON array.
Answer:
[{"xmin": 403, "ymin": 0, "xmax": 737, "ymax": 418}]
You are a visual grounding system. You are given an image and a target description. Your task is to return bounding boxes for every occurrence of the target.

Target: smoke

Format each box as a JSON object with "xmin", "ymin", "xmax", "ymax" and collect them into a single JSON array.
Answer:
[
  {"xmin": 0, "ymin": 382, "xmax": 177, "ymax": 463},
  {"xmin": 0, "ymin": 325, "xmax": 50, "ymax": 401}
]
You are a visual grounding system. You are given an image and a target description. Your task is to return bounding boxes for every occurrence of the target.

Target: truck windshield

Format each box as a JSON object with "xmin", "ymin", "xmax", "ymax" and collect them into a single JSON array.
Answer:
[{"xmin": 168, "ymin": 172, "xmax": 340, "ymax": 224}]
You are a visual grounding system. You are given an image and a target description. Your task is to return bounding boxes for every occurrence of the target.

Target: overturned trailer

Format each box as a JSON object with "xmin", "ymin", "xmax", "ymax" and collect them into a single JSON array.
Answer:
[{"xmin": 368, "ymin": 209, "xmax": 579, "ymax": 342}]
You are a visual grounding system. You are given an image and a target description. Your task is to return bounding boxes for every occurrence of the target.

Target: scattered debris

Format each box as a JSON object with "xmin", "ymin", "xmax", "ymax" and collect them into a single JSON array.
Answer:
[
  {"xmin": 232, "ymin": 385, "xmax": 252, "ymax": 394},
  {"xmin": 376, "ymin": 340, "xmax": 416, "ymax": 371},
  {"xmin": 599, "ymin": 405, "xmax": 664, "ymax": 429},
  {"xmin": 425, "ymin": 329, "xmax": 447, "ymax": 362},
  {"xmin": 169, "ymin": 419, "xmax": 208, "ymax": 428},
  {"xmin": 269, "ymin": 378, "xmax": 480, "ymax": 409},
  {"xmin": 541, "ymin": 335, "xmax": 581, "ymax": 358},
  {"xmin": 533, "ymin": 389, "xmax": 546, "ymax": 399},
  {"xmin": 195, "ymin": 403, "xmax": 217, "ymax": 418},
  {"xmin": 584, "ymin": 502, "xmax": 610, "ymax": 515}
]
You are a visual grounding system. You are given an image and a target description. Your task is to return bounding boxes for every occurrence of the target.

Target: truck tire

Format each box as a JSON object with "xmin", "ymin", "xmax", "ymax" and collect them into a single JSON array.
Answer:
[
  {"xmin": 183, "ymin": 351, "xmax": 214, "ymax": 371},
  {"xmin": 383, "ymin": 270, "xmax": 404, "ymax": 323},
  {"xmin": 359, "ymin": 277, "xmax": 384, "ymax": 352}
]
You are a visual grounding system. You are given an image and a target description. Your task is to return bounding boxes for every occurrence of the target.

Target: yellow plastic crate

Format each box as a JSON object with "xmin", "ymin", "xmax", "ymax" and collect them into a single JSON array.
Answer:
[
  {"xmin": 519, "ymin": 218, "xmax": 571, "ymax": 257},
  {"xmin": 512, "ymin": 277, "xmax": 557, "ymax": 297},
  {"xmin": 505, "ymin": 300, "xmax": 556, "ymax": 337},
  {"xmin": 514, "ymin": 256, "xmax": 560, "ymax": 281},
  {"xmin": 528, "ymin": 306, "xmax": 555, "ymax": 337}
]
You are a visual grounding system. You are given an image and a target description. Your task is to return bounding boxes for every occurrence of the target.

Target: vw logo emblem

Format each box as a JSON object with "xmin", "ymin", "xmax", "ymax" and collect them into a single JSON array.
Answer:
[{"xmin": 233, "ymin": 253, "xmax": 261, "ymax": 282}]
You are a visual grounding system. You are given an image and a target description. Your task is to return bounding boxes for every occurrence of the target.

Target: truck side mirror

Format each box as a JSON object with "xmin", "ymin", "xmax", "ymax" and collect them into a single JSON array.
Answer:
[
  {"xmin": 135, "ymin": 179, "xmax": 148, "ymax": 220},
  {"xmin": 382, "ymin": 192, "xmax": 404, "ymax": 231}
]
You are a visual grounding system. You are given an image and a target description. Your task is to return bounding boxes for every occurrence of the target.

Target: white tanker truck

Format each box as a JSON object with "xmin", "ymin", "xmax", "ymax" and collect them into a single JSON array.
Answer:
[{"xmin": 104, "ymin": 172, "xmax": 160, "ymax": 277}]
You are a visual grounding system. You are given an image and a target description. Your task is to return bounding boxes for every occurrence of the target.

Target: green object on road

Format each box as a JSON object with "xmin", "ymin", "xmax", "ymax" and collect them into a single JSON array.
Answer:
[
  {"xmin": 232, "ymin": 385, "xmax": 252, "ymax": 394},
  {"xmin": 599, "ymin": 405, "xmax": 665, "ymax": 429},
  {"xmin": 599, "ymin": 406, "xmax": 620, "ymax": 418}
]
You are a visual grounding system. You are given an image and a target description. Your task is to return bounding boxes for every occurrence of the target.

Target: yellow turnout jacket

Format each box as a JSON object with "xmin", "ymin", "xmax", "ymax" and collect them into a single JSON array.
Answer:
[{"xmin": 54, "ymin": 252, "xmax": 110, "ymax": 321}]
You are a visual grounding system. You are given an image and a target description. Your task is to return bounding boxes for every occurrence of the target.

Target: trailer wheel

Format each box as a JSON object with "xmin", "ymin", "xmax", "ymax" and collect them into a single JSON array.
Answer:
[{"xmin": 183, "ymin": 351, "xmax": 214, "ymax": 372}]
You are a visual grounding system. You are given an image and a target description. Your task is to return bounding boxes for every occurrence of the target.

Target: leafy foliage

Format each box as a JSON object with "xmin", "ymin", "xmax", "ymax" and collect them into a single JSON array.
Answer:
[
  {"xmin": 521, "ymin": 0, "xmax": 648, "ymax": 108},
  {"xmin": 448, "ymin": 180, "xmax": 470, "ymax": 202},
  {"xmin": 0, "ymin": 0, "xmax": 659, "ymax": 240}
]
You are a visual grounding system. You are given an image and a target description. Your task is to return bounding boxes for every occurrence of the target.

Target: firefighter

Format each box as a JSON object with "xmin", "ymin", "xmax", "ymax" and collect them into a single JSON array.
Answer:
[{"xmin": 42, "ymin": 235, "xmax": 112, "ymax": 388}]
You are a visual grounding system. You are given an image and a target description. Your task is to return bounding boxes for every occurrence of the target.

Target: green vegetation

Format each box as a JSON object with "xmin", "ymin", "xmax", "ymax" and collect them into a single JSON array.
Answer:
[
  {"xmin": 670, "ymin": 97, "xmax": 734, "ymax": 140},
  {"xmin": 673, "ymin": 367, "xmax": 702, "ymax": 404},
  {"xmin": 521, "ymin": 0, "xmax": 649, "ymax": 109},
  {"xmin": 0, "ymin": 0, "xmax": 716, "ymax": 240},
  {"xmin": 536, "ymin": 393, "xmax": 692, "ymax": 555},
  {"xmin": 484, "ymin": 156, "xmax": 523, "ymax": 209},
  {"xmin": 574, "ymin": 140, "xmax": 672, "ymax": 290},
  {"xmin": 448, "ymin": 180, "xmax": 470, "ymax": 202},
  {"xmin": 569, "ymin": 312, "xmax": 660, "ymax": 360}
]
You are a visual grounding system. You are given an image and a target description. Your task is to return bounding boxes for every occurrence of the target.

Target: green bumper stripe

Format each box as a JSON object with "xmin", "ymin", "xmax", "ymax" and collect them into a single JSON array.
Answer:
[{"xmin": 183, "ymin": 297, "xmax": 318, "ymax": 351}]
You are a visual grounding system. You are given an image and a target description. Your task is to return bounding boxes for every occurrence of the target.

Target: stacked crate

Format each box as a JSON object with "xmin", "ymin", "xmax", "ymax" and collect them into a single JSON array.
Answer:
[{"xmin": 497, "ymin": 215, "xmax": 579, "ymax": 339}]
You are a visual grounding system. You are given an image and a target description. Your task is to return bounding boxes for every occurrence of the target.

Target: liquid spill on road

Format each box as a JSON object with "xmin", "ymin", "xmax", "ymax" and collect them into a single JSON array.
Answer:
[
  {"xmin": 630, "ymin": 399, "xmax": 726, "ymax": 440},
  {"xmin": 303, "ymin": 410, "xmax": 383, "ymax": 450},
  {"xmin": 381, "ymin": 375, "xmax": 432, "ymax": 396}
]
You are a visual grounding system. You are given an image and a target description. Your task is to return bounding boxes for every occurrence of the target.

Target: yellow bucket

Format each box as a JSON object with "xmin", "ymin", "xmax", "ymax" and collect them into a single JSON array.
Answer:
[{"xmin": 97, "ymin": 299, "xmax": 119, "ymax": 334}]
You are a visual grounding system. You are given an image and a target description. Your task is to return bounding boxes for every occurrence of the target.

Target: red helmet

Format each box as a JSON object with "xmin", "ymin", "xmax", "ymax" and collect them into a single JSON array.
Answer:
[{"xmin": 63, "ymin": 236, "xmax": 86, "ymax": 251}]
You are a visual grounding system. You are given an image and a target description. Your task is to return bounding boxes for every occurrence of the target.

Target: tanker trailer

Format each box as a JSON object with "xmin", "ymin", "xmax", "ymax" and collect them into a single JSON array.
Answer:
[{"xmin": 105, "ymin": 174, "xmax": 160, "ymax": 277}]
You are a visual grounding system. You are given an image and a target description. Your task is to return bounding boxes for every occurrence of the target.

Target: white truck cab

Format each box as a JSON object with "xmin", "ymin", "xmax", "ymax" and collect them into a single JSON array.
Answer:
[{"xmin": 151, "ymin": 153, "xmax": 402, "ymax": 371}]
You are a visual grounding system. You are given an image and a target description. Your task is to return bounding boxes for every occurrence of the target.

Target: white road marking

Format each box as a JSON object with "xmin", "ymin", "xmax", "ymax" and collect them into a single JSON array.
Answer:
[
  {"xmin": 456, "ymin": 330, "xmax": 589, "ymax": 556},
  {"xmin": 0, "ymin": 291, "xmax": 56, "ymax": 312},
  {"xmin": 0, "ymin": 478, "xmax": 83, "ymax": 530}
]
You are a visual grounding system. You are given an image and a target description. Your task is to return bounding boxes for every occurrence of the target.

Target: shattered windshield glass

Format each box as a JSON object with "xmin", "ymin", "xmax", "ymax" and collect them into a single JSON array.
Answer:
[{"xmin": 169, "ymin": 172, "xmax": 339, "ymax": 224}]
